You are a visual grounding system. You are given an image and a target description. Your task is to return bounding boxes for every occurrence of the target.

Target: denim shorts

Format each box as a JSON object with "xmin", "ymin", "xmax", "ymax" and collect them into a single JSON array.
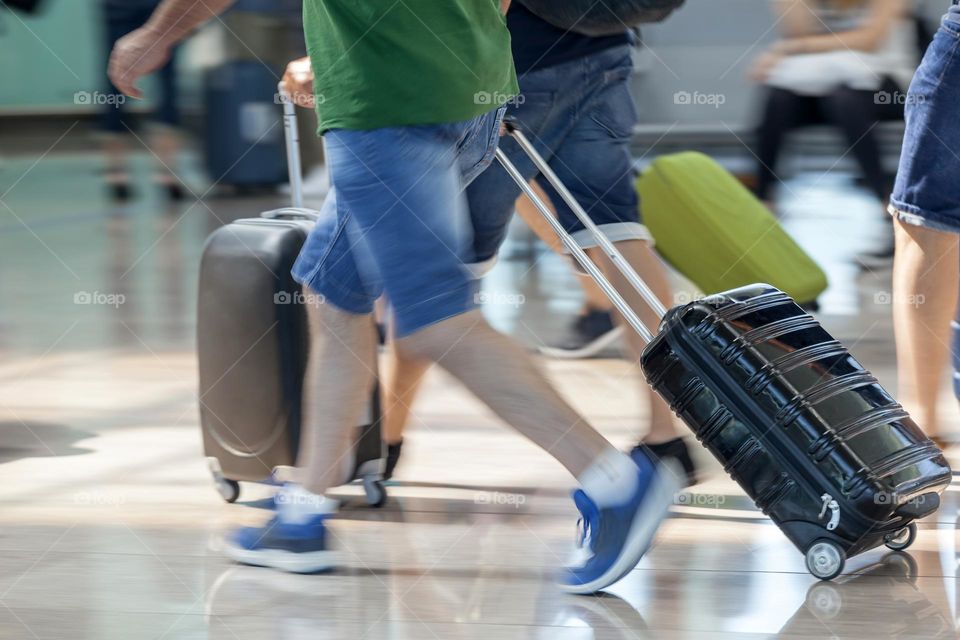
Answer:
[
  {"xmin": 889, "ymin": 6, "xmax": 960, "ymax": 233},
  {"xmin": 467, "ymin": 44, "xmax": 650, "ymax": 262},
  {"xmin": 291, "ymin": 107, "xmax": 505, "ymax": 338}
]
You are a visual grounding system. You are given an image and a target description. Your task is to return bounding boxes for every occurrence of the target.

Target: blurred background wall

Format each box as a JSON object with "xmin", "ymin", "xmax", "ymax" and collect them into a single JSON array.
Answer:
[{"xmin": 0, "ymin": 0, "xmax": 948, "ymax": 178}]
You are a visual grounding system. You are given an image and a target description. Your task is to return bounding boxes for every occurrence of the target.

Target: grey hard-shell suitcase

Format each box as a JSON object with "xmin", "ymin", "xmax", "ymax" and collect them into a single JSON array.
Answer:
[{"xmin": 197, "ymin": 86, "xmax": 386, "ymax": 506}]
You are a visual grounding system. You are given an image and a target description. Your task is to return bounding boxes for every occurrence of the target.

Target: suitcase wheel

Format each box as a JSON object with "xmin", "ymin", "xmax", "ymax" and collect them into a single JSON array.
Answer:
[
  {"xmin": 804, "ymin": 582, "xmax": 843, "ymax": 619},
  {"xmin": 362, "ymin": 476, "xmax": 387, "ymax": 508},
  {"xmin": 884, "ymin": 522, "xmax": 917, "ymax": 552},
  {"xmin": 214, "ymin": 475, "xmax": 241, "ymax": 503},
  {"xmin": 805, "ymin": 540, "xmax": 845, "ymax": 581}
]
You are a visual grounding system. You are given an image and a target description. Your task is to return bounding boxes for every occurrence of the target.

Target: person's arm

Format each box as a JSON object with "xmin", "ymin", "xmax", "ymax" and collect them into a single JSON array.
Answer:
[
  {"xmin": 776, "ymin": 0, "xmax": 907, "ymax": 55},
  {"xmin": 108, "ymin": 0, "xmax": 236, "ymax": 98},
  {"xmin": 501, "ymin": 0, "xmax": 511, "ymax": 14},
  {"xmin": 772, "ymin": 0, "xmax": 819, "ymax": 38}
]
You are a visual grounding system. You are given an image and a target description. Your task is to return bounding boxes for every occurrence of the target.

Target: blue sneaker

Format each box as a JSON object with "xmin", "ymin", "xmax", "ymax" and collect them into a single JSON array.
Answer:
[
  {"xmin": 224, "ymin": 514, "xmax": 340, "ymax": 573},
  {"xmin": 560, "ymin": 453, "xmax": 681, "ymax": 594}
]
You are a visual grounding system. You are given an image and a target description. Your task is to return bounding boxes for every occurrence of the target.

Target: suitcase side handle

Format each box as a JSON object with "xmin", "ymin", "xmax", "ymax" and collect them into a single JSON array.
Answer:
[
  {"xmin": 502, "ymin": 121, "xmax": 669, "ymax": 325},
  {"xmin": 278, "ymin": 83, "xmax": 305, "ymax": 209},
  {"xmin": 495, "ymin": 144, "xmax": 657, "ymax": 344}
]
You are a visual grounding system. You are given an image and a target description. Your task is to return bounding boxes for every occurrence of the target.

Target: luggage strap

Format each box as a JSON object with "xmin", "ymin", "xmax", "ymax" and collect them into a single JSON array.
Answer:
[{"xmin": 499, "ymin": 121, "xmax": 667, "ymax": 344}]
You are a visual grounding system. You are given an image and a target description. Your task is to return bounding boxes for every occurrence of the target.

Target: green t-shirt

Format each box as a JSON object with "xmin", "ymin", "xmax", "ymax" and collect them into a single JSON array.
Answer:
[{"xmin": 303, "ymin": 1, "xmax": 518, "ymax": 133}]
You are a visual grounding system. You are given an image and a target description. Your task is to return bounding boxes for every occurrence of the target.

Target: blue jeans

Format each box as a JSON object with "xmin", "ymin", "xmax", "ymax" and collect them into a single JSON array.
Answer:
[
  {"xmin": 889, "ymin": 5, "xmax": 960, "ymax": 233},
  {"xmin": 468, "ymin": 44, "xmax": 649, "ymax": 262},
  {"xmin": 291, "ymin": 107, "xmax": 505, "ymax": 338}
]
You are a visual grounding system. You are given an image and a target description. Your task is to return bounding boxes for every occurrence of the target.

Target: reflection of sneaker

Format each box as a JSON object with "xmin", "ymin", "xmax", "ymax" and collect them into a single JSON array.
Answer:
[
  {"xmin": 632, "ymin": 438, "xmax": 699, "ymax": 486},
  {"xmin": 560, "ymin": 453, "xmax": 681, "ymax": 595},
  {"xmin": 538, "ymin": 310, "xmax": 623, "ymax": 360},
  {"xmin": 225, "ymin": 515, "xmax": 338, "ymax": 573}
]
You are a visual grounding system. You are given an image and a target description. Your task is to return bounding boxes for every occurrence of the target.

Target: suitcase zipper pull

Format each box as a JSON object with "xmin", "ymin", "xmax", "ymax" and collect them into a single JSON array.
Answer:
[{"xmin": 818, "ymin": 493, "xmax": 840, "ymax": 531}]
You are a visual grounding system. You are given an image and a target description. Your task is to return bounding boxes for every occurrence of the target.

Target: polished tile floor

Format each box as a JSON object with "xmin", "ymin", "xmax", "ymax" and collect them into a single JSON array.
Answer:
[{"xmin": 0, "ymin": 147, "xmax": 958, "ymax": 639}]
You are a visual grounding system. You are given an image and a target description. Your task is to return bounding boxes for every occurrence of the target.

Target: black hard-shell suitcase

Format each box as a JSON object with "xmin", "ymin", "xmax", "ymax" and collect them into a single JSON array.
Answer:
[
  {"xmin": 641, "ymin": 285, "xmax": 951, "ymax": 578},
  {"xmin": 197, "ymin": 86, "xmax": 386, "ymax": 506},
  {"xmin": 497, "ymin": 122, "xmax": 952, "ymax": 580}
]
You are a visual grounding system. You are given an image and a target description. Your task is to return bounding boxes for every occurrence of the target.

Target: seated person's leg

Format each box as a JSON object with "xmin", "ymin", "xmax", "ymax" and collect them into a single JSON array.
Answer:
[
  {"xmin": 823, "ymin": 82, "xmax": 897, "ymax": 204},
  {"xmin": 753, "ymin": 87, "xmax": 817, "ymax": 207}
]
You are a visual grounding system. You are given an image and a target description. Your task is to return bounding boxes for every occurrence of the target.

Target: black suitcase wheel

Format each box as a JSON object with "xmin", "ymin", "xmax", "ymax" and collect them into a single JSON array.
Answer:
[
  {"xmin": 363, "ymin": 477, "xmax": 387, "ymax": 508},
  {"xmin": 884, "ymin": 522, "xmax": 917, "ymax": 551},
  {"xmin": 215, "ymin": 476, "xmax": 241, "ymax": 503},
  {"xmin": 805, "ymin": 540, "xmax": 845, "ymax": 580}
]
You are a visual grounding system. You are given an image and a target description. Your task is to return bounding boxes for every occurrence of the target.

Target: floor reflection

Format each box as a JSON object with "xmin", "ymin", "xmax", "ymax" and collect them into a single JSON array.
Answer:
[{"xmin": 1, "ymin": 150, "xmax": 958, "ymax": 638}]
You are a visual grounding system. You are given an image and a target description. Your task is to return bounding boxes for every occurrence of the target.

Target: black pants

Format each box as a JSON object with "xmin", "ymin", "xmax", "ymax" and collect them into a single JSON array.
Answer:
[{"xmin": 753, "ymin": 78, "xmax": 904, "ymax": 202}]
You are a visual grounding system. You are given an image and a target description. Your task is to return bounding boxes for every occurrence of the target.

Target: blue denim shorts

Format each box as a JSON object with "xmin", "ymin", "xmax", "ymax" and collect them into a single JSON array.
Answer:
[
  {"xmin": 468, "ymin": 45, "xmax": 650, "ymax": 262},
  {"xmin": 889, "ymin": 6, "xmax": 960, "ymax": 233},
  {"xmin": 291, "ymin": 107, "xmax": 505, "ymax": 338}
]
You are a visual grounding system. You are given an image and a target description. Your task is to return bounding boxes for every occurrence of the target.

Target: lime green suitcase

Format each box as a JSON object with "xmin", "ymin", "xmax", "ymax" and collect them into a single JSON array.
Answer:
[{"xmin": 637, "ymin": 152, "xmax": 828, "ymax": 304}]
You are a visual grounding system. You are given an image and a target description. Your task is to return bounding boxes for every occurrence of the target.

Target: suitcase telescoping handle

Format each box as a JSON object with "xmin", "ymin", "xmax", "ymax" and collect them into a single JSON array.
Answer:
[
  {"xmin": 496, "ymin": 119, "xmax": 667, "ymax": 344},
  {"xmin": 260, "ymin": 84, "xmax": 320, "ymax": 222},
  {"xmin": 280, "ymin": 83, "xmax": 305, "ymax": 209}
]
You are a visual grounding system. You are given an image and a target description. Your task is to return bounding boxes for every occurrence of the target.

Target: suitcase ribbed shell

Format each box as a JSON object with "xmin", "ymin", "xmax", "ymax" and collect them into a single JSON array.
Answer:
[{"xmin": 641, "ymin": 284, "xmax": 951, "ymax": 559}]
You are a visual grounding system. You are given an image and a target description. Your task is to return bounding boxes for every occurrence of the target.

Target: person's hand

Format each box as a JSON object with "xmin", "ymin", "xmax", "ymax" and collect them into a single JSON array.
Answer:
[
  {"xmin": 108, "ymin": 27, "xmax": 172, "ymax": 99},
  {"xmin": 500, "ymin": 0, "xmax": 511, "ymax": 14},
  {"xmin": 281, "ymin": 57, "xmax": 316, "ymax": 109},
  {"xmin": 749, "ymin": 49, "xmax": 784, "ymax": 83}
]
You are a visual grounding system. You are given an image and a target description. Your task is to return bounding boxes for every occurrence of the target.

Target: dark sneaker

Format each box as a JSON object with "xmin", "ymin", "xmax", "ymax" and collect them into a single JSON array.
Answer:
[
  {"xmin": 539, "ymin": 310, "xmax": 623, "ymax": 360},
  {"xmin": 632, "ymin": 438, "xmax": 699, "ymax": 486},
  {"xmin": 225, "ymin": 513, "xmax": 339, "ymax": 574},
  {"xmin": 559, "ymin": 453, "xmax": 681, "ymax": 595},
  {"xmin": 384, "ymin": 440, "xmax": 403, "ymax": 481}
]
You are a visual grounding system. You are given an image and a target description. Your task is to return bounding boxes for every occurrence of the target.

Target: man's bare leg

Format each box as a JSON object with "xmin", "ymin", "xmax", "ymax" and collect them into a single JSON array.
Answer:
[
  {"xmin": 380, "ymin": 243, "xmax": 684, "ymax": 476},
  {"xmin": 380, "ymin": 337, "xmax": 430, "ymax": 478},
  {"xmin": 297, "ymin": 294, "xmax": 379, "ymax": 495},
  {"xmin": 296, "ymin": 297, "xmax": 633, "ymax": 497},
  {"xmin": 892, "ymin": 219, "xmax": 959, "ymax": 443},
  {"xmin": 383, "ymin": 341, "xmax": 430, "ymax": 446},
  {"xmin": 396, "ymin": 310, "xmax": 613, "ymax": 478},
  {"xmin": 515, "ymin": 186, "xmax": 613, "ymax": 315},
  {"xmin": 590, "ymin": 241, "xmax": 680, "ymax": 445}
]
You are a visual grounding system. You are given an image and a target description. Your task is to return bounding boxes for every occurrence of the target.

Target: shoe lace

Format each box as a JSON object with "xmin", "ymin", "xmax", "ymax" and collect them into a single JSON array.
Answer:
[
  {"xmin": 576, "ymin": 516, "xmax": 592, "ymax": 550},
  {"xmin": 572, "ymin": 489, "xmax": 600, "ymax": 552}
]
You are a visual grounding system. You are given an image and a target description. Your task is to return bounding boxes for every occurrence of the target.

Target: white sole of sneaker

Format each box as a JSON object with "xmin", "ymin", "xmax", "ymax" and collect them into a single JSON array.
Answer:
[
  {"xmin": 560, "ymin": 460, "xmax": 683, "ymax": 595},
  {"xmin": 223, "ymin": 541, "xmax": 342, "ymax": 574},
  {"xmin": 537, "ymin": 326, "xmax": 625, "ymax": 360}
]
